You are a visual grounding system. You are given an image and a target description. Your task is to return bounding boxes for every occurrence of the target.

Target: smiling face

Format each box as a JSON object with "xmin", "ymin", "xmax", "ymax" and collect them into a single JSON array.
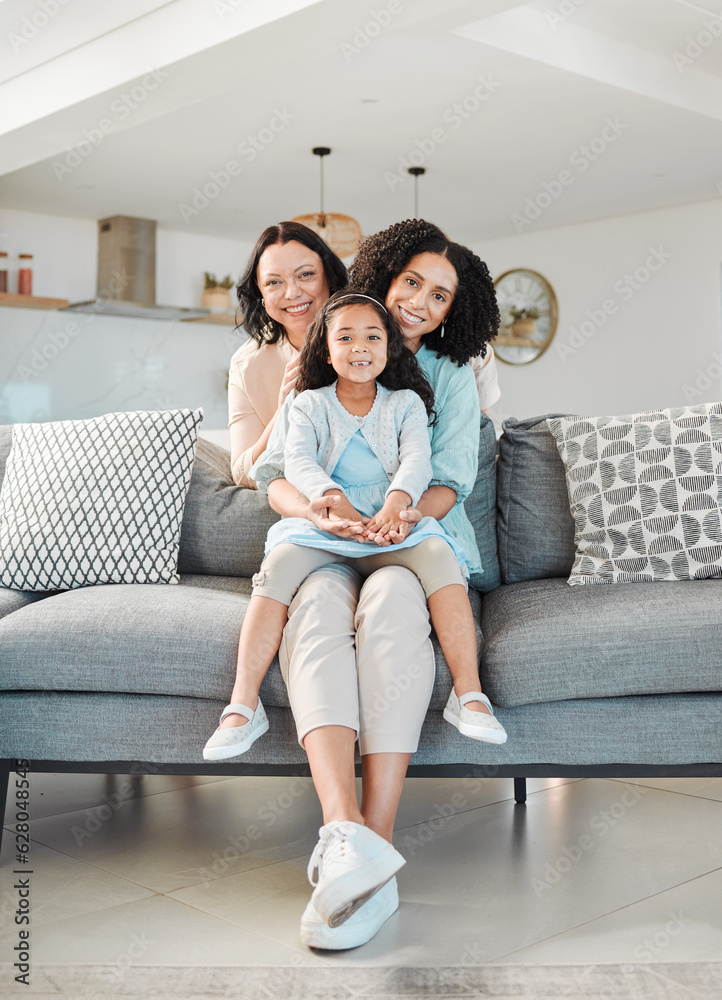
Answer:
[
  {"xmin": 326, "ymin": 304, "xmax": 388, "ymax": 386},
  {"xmin": 256, "ymin": 240, "xmax": 331, "ymax": 348},
  {"xmin": 385, "ymin": 251, "xmax": 458, "ymax": 352}
]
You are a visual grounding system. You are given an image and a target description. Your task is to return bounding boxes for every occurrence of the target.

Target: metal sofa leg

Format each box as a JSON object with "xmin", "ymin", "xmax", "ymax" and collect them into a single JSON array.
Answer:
[{"xmin": 514, "ymin": 776, "xmax": 527, "ymax": 804}]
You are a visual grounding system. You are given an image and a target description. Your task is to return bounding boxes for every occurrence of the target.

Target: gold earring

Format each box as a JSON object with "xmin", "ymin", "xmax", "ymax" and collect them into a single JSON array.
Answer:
[{"xmin": 261, "ymin": 298, "xmax": 266, "ymax": 308}]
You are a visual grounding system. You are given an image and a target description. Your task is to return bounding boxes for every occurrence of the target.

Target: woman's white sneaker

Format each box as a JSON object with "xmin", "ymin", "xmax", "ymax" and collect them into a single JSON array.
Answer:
[
  {"xmin": 300, "ymin": 877, "xmax": 399, "ymax": 950},
  {"xmin": 202, "ymin": 700, "xmax": 269, "ymax": 760},
  {"xmin": 308, "ymin": 820, "xmax": 405, "ymax": 928},
  {"xmin": 443, "ymin": 690, "xmax": 508, "ymax": 744}
]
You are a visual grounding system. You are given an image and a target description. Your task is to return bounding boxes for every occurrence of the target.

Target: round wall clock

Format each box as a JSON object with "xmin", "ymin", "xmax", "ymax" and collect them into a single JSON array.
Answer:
[{"xmin": 493, "ymin": 268, "xmax": 558, "ymax": 366}]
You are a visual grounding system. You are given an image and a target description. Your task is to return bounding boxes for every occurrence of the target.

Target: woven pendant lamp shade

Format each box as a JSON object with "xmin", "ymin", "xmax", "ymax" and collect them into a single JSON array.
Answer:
[
  {"xmin": 292, "ymin": 148, "xmax": 362, "ymax": 258},
  {"xmin": 292, "ymin": 212, "xmax": 362, "ymax": 258}
]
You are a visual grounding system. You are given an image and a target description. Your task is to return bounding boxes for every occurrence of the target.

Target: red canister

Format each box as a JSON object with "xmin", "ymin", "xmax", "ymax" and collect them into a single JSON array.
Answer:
[{"xmin": 18, "ymin": 253, "xmax": 33, "ymax": 295}]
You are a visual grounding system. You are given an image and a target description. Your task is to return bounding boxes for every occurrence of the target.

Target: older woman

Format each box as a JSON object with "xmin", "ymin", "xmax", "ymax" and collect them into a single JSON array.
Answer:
[
  {"xmin": 228, "ymin": 221, "xmax": 347, "ymax": 489},
  {"xmin": 240, "ymin": 219, "xmax": 500, "ymax": 950}
]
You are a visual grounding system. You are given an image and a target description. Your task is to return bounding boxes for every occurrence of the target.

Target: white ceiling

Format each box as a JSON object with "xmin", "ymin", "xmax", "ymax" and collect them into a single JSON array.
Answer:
[{"xmin": 1, "ymin": 0, "xmax": 721, "ymax": 244}]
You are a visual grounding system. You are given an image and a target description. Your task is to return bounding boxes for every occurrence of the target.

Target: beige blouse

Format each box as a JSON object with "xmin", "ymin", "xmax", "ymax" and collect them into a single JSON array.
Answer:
[
  {"xmin": 228, "ymin": 337, "xmax": 299, "ymax": 488},
  {"xmin": 469, "ymin": 345, "xmax": 501, "ymax": 410},
  {"xmin": 228, "ymin": 337, "xmax": 501, "ymax": 488}
]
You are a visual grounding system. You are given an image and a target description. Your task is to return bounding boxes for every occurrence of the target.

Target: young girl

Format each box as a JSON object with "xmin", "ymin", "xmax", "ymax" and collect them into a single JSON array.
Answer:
[{"xmin": 203, "ymin": 290, "xmax": 507, "ymax": 761}]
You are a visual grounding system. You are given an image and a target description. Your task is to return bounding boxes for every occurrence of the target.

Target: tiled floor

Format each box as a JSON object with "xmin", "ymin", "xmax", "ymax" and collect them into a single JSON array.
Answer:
[{"xmin": 1, "ymin": 772, "xmax": 721, "ymax": 998}]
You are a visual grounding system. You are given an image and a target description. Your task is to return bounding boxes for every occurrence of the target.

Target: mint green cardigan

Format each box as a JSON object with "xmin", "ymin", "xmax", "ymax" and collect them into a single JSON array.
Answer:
[{"xmin": 414, "ymin": 345, "xmax": 481, "ymax": 577}]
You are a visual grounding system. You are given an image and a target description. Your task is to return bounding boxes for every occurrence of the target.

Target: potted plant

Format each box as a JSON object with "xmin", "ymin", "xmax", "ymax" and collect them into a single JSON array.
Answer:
[
  {"xmin": 508, "ymin": 305, "xmax": 539, "ymax": 338},
  {"xmin": 201, "ymin": 272, "xmax": 234, "ymax": 313}
]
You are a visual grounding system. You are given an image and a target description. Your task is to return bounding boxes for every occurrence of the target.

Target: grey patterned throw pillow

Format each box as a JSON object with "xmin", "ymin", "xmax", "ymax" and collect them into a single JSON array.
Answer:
[
  {"xmin": 547, "ymin": 403, "xmax": 722, "ymax": 585},
  {"xmin": 0, "ymin": 408, "xmax": 203, "ymax": 591}
]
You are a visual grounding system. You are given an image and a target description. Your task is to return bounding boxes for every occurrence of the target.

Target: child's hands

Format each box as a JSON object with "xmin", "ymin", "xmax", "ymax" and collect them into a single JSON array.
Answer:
[
  {"xmin": 364, "ymin": 491, "xmax": 413, "ymax": 546},
  {"xmin": 390, "ymin": 506, "xmax": 423, "ymax": 542}
]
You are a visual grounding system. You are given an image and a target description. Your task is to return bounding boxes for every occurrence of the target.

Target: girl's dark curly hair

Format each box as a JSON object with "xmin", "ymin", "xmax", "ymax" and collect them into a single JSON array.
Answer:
[
  {"xmin": 237, "ymin": 221, "xmax": 348, "ymax": 346},
  {"xmin": 348, "ymin": 219, "xmax": 500, "ymax": 367},
  {"xmin": 296, "ymin": 289, "xmax": 436, "ymax": 420}
]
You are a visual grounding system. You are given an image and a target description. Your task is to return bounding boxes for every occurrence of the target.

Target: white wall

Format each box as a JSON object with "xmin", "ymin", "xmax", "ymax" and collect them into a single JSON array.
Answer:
[
  {"xmin": 475, "ymin": 198, "xmax": 722, "ymax": 422},
  {"xmin": 155, "ymin": 228, "xmax": 253, "ymax": 308},
  {"xmin": 0, "ymin": 206, "xmax": 253, "ymax": 307},
  {"xmin": 4, "ymin": 200, "xmax": 722, "ymax": 430},
  {"xmin": 0, "ymin": 207, "xmax": 254, "ymax": 433},
  {"xmin": 0, "ymin": 207, "xmax": 97, "ymax": 301}
]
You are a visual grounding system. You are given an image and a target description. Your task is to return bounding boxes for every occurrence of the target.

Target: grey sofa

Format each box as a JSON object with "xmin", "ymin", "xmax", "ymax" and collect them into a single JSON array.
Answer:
[{"xmin": 1, "ymin": 414, "xmax": 721, "ymax": 838}]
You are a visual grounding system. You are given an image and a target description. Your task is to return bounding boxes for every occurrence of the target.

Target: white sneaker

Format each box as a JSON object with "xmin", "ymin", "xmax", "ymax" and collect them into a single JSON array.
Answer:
[
  {"xmin": 202, "ymin": 700, "xmax": 269, "ymax": 760},
  {"xmin": 308, "ymin": 821, "xmax": 405, "ymax": 928},
  {"xmin": 443, "ymin": 690, "xmax": 508, "ymax": 744},
  {"xmin": 300, "ymin": 877, "xmax": 399, "ymax": 950}
]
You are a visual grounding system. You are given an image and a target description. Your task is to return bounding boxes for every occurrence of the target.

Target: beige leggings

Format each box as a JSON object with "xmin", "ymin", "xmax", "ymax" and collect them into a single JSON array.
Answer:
[
  {"xmin": 278, "ymin": 564, "xmax": 436, "ymax": 754},
  {"xmin": 253, "ymin": 535, "xmax": 465, "ymax": 605}
]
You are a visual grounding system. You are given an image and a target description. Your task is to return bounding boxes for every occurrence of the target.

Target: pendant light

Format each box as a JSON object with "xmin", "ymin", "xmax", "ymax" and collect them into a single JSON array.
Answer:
[
  {"xmin": 408, "ymin": 166, "xmax": 425, "ymax": 218},
  {"xmin": 292, "ymin": 147, "xmax": 362, "ymax": 257}
]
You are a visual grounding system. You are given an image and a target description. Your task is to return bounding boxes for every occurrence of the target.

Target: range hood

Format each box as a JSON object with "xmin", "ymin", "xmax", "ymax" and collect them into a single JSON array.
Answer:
[{"xmin": 64, "ymin": 215, "xmax": 212, "ymax": 321}]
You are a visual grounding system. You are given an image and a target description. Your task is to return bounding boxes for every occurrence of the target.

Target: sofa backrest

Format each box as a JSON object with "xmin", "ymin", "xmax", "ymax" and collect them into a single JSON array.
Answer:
[
  {"xmin": 0, "ymin": 425, "xmax": 11, "ymax": 484},
  {"xmin": 496, "ymin": 415, "xmax": 576, "ymax": 584},
  {"xmin": 177, "ymin": 437, "xmax": 282, "ymax": 577}
]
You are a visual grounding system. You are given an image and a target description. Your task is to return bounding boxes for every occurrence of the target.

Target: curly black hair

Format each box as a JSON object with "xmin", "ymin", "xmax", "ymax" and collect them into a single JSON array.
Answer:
[
  {"xmin": 296, "ymin": 289, "xmax": 436, "ymax": 420},
  {"xmin": 348, "ymin": 219, "xmax": 500, "ymax": 367},
  {"xmin": 237, "ymin": 221, "xmax": 348, "ymax": 346}
]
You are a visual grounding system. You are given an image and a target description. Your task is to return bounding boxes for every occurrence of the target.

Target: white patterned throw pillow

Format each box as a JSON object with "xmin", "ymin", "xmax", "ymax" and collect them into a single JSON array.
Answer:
[
  {"xmin": 547, "ymin": 403, "xmax": 722, "ymax": 585},
  {"xmin": 0, "ymin": 408, "xmax": 203, "ymax": 591}
]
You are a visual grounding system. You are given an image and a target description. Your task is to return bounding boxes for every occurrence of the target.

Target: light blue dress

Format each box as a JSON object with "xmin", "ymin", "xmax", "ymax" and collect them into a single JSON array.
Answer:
[{"xmin": 263, "ymin": 429, "xmax": 469, "ymax": 574}]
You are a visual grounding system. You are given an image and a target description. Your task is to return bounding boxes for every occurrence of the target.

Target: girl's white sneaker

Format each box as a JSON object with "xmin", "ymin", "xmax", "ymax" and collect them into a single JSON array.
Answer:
[
  {"xmin": 443, "ymin": 690, "xmax": 508, "ymax": 744},
  {"xmin": 202, "ymin": 700, "xmax": 269, "ymax": 760}
]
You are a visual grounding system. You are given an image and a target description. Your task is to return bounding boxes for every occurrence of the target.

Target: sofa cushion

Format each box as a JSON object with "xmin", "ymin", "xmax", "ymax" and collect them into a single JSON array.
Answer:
[
  {"xmin": 0, "ymin": 586, "xmax": 47, "ymax": 620},
  {"xmin": 548, "ymin": 404, "xmax": 722, "ymax": 585},
  {"xmin": 0, "ymin": 574, "xmax": 286, "ymax": 710},
  {"xmin": 0, "ymin": 409, "xmax": 202, "ymax": 591},
  {"xmin": 0, "ymin": 571, "xmax": 482, "ymax": 715},
  {"xmin": 464, "ymin": 414, "xmax": 500, "ymax": 592},
  {"xmin": 481, "ymin": 577, "xmax": 722, "ymax": 707},
  {"xmin": 178, "ymin": 438, "xmax": 281, "ymax": 578},
  {"xmin": 496, "ymin": 415, "xmax": 576, "ymax": 583}
]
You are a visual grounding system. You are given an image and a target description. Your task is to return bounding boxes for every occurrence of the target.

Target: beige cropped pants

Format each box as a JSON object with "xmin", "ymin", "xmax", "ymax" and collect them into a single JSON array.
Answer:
[
  {"xmin": 253, "ymin": 535, "xmax": 465, "ymax": 605},
  {"xmin": 277, "ymin": 564, "xmax": 435, "ymax": 755}
]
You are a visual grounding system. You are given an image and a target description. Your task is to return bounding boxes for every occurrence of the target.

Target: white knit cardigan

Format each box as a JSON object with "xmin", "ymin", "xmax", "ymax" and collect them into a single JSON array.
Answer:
[{"xmin": 284, "ymin": 382, "xmax": 432, "ymax": 507}]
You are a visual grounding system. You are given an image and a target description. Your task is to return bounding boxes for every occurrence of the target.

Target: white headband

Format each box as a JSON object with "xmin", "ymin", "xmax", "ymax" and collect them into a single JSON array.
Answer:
[{"xmin": 331, "ymin": 293, "xmax": 387, "ymax": 314}]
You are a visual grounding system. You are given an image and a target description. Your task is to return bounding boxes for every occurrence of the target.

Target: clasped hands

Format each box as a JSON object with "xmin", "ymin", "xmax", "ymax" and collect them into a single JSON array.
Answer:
[{"xmin": 308, "ymin": 490, "xmax": 420, "ymax": 546}]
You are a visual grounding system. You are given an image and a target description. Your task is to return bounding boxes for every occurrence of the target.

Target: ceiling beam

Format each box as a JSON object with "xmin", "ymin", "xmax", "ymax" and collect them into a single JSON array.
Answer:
[
  {"xmin": 0, "ymin": 0, "xmax": 506, "ymax": 177},
  {"xmin": 454, "ymin": 5, "xmax": 722, "ymax": 122},
  {"xmin": 0, "ymin": 0, "xmax": 330, "ymax": 176}
]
